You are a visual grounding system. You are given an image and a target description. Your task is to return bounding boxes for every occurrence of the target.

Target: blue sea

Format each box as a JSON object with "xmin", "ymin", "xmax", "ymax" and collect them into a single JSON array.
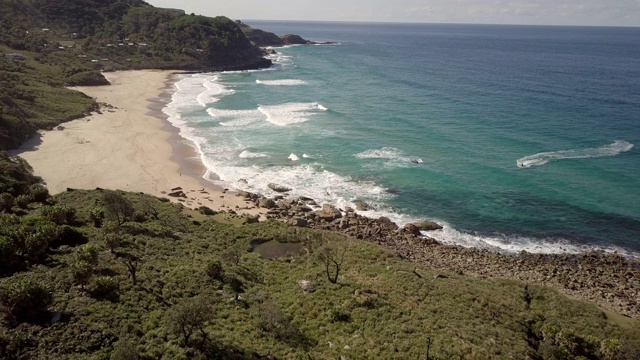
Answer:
[{"xmin": 163, "ymin": 22, "xmax": 640, "ymax": 256}]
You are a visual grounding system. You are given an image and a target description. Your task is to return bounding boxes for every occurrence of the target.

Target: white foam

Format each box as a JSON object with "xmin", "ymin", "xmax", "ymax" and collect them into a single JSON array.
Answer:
[
  {"xmin": 288, "ymin": 153, "xmax": 300, "ymax": 161},
  {"xmin": 302, "ymin": 154, "xmax": 314, "ymax": 159},
  {"xmin": 196, "ymin": 78, "xmax": 235, "ymax": 107},
  {"xmin": 355, "ymin": 147, "xmax": 422, "ymax": 168},
  {"xmin": 239, "ymin": 150, "xmax": 269, "ymax": 159},
  {"xmin": 256, "ymin": 79, "xmax": 307, "ymax": 86},
  {"xmin": 428, "ymin": 222, "xmax": 638, "ymax": 258},
  {"xmin": 258, "ymin": 102, "xmax": 326, "ymax": 126},
  {"xmin": 517, "ymin": 140, "xmax": 634, "ymax": 168},
  {"xmin": 207, "ymin": 107, "xmax": 263, "ymax": 127}
]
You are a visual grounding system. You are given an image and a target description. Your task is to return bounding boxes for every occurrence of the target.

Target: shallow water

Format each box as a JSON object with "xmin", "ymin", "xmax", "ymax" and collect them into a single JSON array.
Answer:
[{"xmin": 164, "ymin": 22, "xmax": 640, "ymax": 256}]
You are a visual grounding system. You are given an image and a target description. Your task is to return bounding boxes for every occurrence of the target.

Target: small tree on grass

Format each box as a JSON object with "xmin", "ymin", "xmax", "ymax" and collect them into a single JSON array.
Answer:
[
  {"xmin": 227, "ymin": 277, "xmax": 245, "ymax": 301},
  {"xmin": 72, "ymin": 260, "xmax": 94, "ymax": 290},
  {"xmin": 316, "ymin": 242, "xmax": 349, "ymax": 284},
  {"xmin": 102, "ymin": 192, "xmax": 135, "ymax": 226},
  {"xmin": 104, "ymin": 233, "xmax": 122, "ymax": 253},
  {"xmin": 165, "ymin": 297, "xmax": 213, "ymax": 347},
  {"xmin": 118, "ymin": 253, "xmax": 141, "ymax": 286}
]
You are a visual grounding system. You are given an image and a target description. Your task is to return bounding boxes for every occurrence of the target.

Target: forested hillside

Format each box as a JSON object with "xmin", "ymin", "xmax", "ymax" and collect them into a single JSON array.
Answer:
[{"xmin": 0, "ymin": 0, "xmax": 271, "ymax": 151}]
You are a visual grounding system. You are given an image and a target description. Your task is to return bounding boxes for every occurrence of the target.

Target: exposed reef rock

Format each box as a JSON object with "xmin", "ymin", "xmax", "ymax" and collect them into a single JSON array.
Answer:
[{"xmin": 234, "ymin": 190, "xmax": 640, "ymax": 319}]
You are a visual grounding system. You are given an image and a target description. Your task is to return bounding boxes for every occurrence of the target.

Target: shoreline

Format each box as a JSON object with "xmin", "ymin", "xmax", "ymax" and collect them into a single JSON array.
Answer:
[
  {"xmin": 9, "ymin": 69, "xmax": 639, "ymax": 319},
  {"xmin": 10, "ymin": 70, "xmax": 263, "ymax": 219}
]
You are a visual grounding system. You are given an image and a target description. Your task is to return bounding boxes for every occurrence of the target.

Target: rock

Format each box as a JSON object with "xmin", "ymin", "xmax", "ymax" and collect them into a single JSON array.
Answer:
[
  {"xmin": 281, "ymin": 34, "xmax": 310, "ymax": 45},
  {"xmin": 287, "ymin": 217, "xmax": 309, "ymax": 227},
  {"xmin": 258, "ymin": 198, "xmax": 276, "ymax": 209},
  {"xmin": 244, "ymin": 215, "xmax": 260, "ymax": 224},
  {"xmin": 298, "ymin": 280, "xmax": 317, "ymax": 293},
  {"xmin": 377, "ymin": 216, "xmax": 398, "ymax": 231},
  {"xmin": 411, "ymin": 220, "xmax": 443, "ymax": 231},
  {"xmin": 354, "ymin": 200, "xmax": 374, "ymax": 211},
  {"xmin": 268, "ymin": 183, "xmax": 291, "ymax": 193},
  {"xmin": 168, "ymin": 190, "xmax": 187, "ymax": 198},
  {"xmin": 434, "ymin": 274, "xmax": 448, "ymax": 279},
  {"xmin": 171, "ymin": 186, "xmax": 182, "ymax": 191},
  {"xmin": 403, "ymin": 223, "xmax": 422, "ymax": 236},
  {"xmin": 315, "ymin": 204, "xmax": 343, "ymax": 222}
]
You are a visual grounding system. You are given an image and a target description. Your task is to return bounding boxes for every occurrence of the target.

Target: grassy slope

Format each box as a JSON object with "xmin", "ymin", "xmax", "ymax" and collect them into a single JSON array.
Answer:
[{"xmin": 1, "ymin": 190, "xmax": 638, "ymax": 359}]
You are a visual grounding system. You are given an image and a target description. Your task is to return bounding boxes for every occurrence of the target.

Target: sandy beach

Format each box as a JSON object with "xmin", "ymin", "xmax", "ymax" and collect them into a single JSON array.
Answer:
[{"xmin": 11, "ymin": 70, "xmax": 261, "ymax": 217}]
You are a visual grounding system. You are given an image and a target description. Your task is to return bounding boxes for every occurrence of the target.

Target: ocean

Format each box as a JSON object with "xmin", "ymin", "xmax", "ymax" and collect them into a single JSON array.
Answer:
[{"xmin": 162, "ymin": 22, "xmax": 640, "ymax": 256}]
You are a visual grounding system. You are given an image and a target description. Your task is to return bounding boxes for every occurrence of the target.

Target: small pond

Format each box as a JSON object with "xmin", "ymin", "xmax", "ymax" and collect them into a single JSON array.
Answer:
[{"xmin": 251, "ymin": 240, "xmax": 306, "ymax": 259}]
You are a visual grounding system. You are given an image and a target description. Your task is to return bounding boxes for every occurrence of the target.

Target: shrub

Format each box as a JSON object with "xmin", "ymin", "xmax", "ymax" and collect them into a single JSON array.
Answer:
[
  {"xmin": 0, "ymin": 236, "xmax": 18, "ymax": 274},
  {"xmin": 90, "ymin": 207, "xmax": 105, "ymax": 228},
  {"xmin": 16, "ymin": 218, "xmax": 59, "ymax": 262},
  {"xmin": 258, "ymin": 300, "xmax": 298, "ymax": 340},
  {"xmin": 104, "ymin": 233, "xmax": 122, "ymax": 253},
  {"xmin": 329, "ymin": 308, "xmax": 351, "ymax": 323},
  {"xmin": 110, "ymin": 337, "xmax": 138, "ymax": 360},
  {"xmin": 41, "ymin": 205, "xmax": 76, "ymax": 225},
  {"xmin": 76, "ymin": 244, "xmax": 99, "ymax": 265},
  {"xmin": 205, "ymin": 259, "xmax": 224, "ymax": 282},
  {"xmin": 72, "ymin": 260, "xmax": 94, "ymax": 289},
  {"xmin": 91, "ymin": 276, "xmax": 120, "ymax": 301},
  {"xmin": 0, "ymin": 193, "xmax": 15, "ymax": 212},
  {"xmin": 15, "ymin": 194, "xmax": 32, "ymax": 209},
  {"xmin": 0, "ymin": 280, "xmax": 53, "ymax": 323},
  {"xmin": 28, "ymin": 184, "xmax": 49, "ymax": 203}
]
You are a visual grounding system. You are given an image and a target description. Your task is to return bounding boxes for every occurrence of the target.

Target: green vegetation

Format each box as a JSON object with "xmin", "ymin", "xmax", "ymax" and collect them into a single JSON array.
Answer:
[
  {"xmin": 0, "ymin": 155, "xmax": 639, "ymax": 359},
  {"xmin": 0, "ymin": 0, "xmax": 270, "ymax": 151}
]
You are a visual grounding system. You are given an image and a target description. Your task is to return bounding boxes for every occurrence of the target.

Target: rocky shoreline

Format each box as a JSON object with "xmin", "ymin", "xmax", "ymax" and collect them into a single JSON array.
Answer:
[{"xmin": 231, "ymin": 190, "xmax": 640, "ymax": 319}]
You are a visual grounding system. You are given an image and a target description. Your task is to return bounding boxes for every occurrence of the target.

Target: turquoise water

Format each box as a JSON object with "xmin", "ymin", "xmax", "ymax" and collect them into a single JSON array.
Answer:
[{"xmin": 164, "ymin": 22, "xmax": 640, "ymax": 255}]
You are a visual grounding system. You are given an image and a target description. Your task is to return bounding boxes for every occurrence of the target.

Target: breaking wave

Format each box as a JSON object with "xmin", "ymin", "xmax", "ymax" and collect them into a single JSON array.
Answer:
[{"xmin": 256, "ymin": 79, "xmax": 307, "ymax": 86}]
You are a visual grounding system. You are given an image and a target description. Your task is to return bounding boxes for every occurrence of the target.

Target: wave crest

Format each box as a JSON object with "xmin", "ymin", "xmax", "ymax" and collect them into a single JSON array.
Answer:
[{"xmin": 256, "ymin": 79, "xmax": 307, "ymax": 86}]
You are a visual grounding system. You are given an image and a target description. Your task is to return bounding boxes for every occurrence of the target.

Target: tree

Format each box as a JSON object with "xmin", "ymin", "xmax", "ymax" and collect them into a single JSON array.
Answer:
[
  {"xmin": 165, "ymin": 297, "xmax": 213, "ymax": 347},
  {"xmin": 118, "ymin": 253, "xmax": 141, "ymax": 286},
  {"xmin": 102, "ymin": 192, "xmax": 135, "ymax": 225},
  {"xmin": 317, "ymin": 242, "xmax": 349, "ymax": 284},
  {"xmin": 205, "ymin": 259, "xmax": 224, "ymax": 282},
  {"xmin": 227, "ymin": 277, "xmax": 244, "ymax": 301},
  {"xmin": 104, "ymin": 233, "xmax": 122, "ymax": 253},
  {"xmin": 0, "ymin": 280, "xmax": 53, "ymax": 323},
  {"xmin": 72, "ymin": 260, "xmax": 94, "ymax": 290}
]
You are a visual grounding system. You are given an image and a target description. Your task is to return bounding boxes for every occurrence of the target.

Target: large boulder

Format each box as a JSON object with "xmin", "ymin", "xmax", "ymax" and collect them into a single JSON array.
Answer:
[
  {"xmin": 353, "ymin": 200, "xmax": 374, "ymax": 211},
  {"xmin": 258, "ymin": 198, "xmax": 276, "ymax": 209},
  {"xmin": 411, "ymin": 220, "xmax": 443, "ymax": 231},
  {"xmin": 315, "ymin": 204, "xmax": 342, "ymax": 222},
  {"xmin": 287, "ymin": 217, "xmax": 309, "ymax": 227},
  {"xmin": 377, "ymin": 216, "xmax": 399, "ymax": 231}
]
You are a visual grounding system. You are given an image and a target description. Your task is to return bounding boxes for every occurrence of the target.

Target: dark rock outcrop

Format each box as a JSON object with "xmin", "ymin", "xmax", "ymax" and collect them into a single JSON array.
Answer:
[
  {"xmin": 281, "ymin": 34, "xmax": 309, "ymax": 45},
  {"xmin": 411, "ymin": 220, "xmax": 443, "ymax": 231},
  {"xmin": 233, "ymin": 188, "xmax": 640, "ymax": 319},
  {"xmin": 241, "ymin": 27, "xmax": 285, "ymax": 47}
]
